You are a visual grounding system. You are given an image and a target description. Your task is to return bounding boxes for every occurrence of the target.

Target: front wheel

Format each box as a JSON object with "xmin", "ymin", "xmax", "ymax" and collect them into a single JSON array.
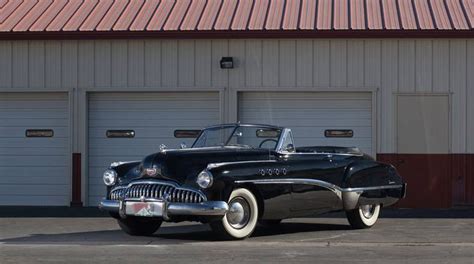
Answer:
[
  {"xmin": 117, "ymin": 217, "xmax": 162, "ymax": 236},
  {"xmin": 210, "ymin": 188, "xmax": 259, "ymax": 240},
  {"xmin": 346, "ymin": 204, "xmax": 381, "ymax": 229}
]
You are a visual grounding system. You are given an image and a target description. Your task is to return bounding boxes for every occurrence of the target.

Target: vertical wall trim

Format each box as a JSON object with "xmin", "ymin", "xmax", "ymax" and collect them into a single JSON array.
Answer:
[
  {"xmin": 71, "ymin": 153, "xmax": 83, "ymax": 207},
  {"xmin": 372, "ymin": 89, "xmax": 378, "ymax": 158},
  {"xmin": 228, "ymin": 88, "xmax": 238, "ymax": 123}
]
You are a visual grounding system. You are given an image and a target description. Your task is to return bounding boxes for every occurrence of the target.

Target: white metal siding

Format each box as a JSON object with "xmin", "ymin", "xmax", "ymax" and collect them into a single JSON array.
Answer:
[
  {"xmin": 239, "ymin": 92, "xmax": 373, "ymax": 155},
  {"xmin": 87, "ymin": 92, "xmax": 220, "ymax": 205},
  {"xmin": 0, "ymin": 93, "xmax": 70, "ymax": 206},
  {"xmin": 0, "ymin": 39, "xmax": 471, "ymax": 153}
]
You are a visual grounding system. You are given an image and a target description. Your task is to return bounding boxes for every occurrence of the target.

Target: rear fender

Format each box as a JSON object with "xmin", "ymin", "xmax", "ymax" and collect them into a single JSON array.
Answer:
[{"xmin": 341, "ymin": 161, "xmax": 404, "ymax": 210}]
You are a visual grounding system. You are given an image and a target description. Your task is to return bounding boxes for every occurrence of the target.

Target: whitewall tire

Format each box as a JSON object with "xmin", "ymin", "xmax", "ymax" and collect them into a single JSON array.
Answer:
[
  {"xmin": 210, "ymin": 188, "xmax": 259, "ymax": 240},
  {"xmin": 346, "ymin": 204, "xmax": 381, "ymax": 229}
]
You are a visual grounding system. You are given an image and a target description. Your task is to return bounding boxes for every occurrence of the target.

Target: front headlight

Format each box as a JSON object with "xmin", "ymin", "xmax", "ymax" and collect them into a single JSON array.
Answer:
[
  {"xmin": 196, "ymin": 169, "xmax": 213, "ymax": 189},
  {"xmin": 103, "ymin": 169, "xmax": 118, "ymax": 186}
]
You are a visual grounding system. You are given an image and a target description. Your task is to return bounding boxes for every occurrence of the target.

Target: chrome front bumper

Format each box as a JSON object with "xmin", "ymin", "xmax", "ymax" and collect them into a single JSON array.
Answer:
[{"xmin": 99, "ymin": 199, "xmax": 229, "ymax": 220}]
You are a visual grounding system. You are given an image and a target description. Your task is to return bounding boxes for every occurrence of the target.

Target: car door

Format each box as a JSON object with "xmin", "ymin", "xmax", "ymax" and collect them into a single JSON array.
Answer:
[{"xmin": 287, "ymin": 154, "xmax": 343, "ymax": 216}]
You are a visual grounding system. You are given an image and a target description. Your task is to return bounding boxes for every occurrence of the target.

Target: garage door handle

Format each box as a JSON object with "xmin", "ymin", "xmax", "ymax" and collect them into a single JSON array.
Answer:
[{"xmin": 396, "ymin": 159, "xmax": 405, "ymax": 166}]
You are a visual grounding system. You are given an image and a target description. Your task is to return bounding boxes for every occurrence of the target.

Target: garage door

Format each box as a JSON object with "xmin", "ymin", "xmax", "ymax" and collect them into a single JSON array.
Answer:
[
  {"xmin": 0, "ymin": 93, "xmax": 70, "ymax": 206},
  {"xmin": 88, "ymin": 92, "xmax": 221, "ymax": 205},
  {"xmin": 238, "ymin": 92, "xmax": 373, "ymax": 155}
]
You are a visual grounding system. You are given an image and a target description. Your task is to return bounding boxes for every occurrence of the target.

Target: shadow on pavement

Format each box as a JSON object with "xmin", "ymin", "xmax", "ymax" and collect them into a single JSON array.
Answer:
[{"xmin": 0, "ymin": 222, "xmax": 350, "ymax": 245}]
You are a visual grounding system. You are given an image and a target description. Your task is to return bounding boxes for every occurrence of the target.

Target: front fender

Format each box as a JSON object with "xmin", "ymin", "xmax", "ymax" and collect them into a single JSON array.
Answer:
[
  {"xmin": 204, "ymin": 161, "xmax": 278, "ymax": 202},
  {"xmin": 108, "ymin": 161, "xmax": 141, "ymax": 190}
]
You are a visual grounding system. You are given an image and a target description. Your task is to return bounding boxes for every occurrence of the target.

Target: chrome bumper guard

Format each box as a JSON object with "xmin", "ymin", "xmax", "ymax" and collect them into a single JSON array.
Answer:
[{"xmin": 99, "ymin": 199, "xmax": 229, "ymax": 220}]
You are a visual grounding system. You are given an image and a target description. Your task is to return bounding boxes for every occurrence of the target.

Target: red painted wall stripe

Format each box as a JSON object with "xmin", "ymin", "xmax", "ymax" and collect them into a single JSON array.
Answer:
[{"xmin": 378, "ymin": 154, "xmax": 474, "ymax": 208}]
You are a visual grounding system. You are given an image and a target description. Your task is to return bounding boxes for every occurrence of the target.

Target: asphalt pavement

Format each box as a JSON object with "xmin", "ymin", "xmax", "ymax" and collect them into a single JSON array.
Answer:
[{"xmin": 0, "ymin": 208, "xmax": 473, "ymax": 263}]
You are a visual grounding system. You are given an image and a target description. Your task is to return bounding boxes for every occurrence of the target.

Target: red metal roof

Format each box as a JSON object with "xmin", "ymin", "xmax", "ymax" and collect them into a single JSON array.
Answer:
[{"xmin": 0, "ymin": 0, "xmax": 473, "ymax": 39}]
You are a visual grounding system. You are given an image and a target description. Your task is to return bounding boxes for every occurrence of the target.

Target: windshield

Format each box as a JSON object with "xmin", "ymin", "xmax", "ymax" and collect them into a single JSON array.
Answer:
[{"xmin": 192, "ymin": 125, "xmax": 282, "ymax": 149}]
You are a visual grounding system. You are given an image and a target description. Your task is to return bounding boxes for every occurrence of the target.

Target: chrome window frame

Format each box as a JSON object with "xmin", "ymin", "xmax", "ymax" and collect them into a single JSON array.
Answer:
[{"xmin": 275, "ymin": 128, "xmax": 295, "ymax": 153}]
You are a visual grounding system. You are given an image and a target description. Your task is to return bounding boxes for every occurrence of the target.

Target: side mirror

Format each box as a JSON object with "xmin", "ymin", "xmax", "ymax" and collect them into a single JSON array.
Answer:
[
  {"xmin": 180, "ymin": 142, "xmax": 187, "ymax": 149},
  {"xmin": 286, "ymin": 144, "xmax": 295, "ymax": 153}
]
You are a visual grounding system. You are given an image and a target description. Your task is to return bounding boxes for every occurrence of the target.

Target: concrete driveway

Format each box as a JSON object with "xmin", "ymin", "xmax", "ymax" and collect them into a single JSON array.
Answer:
[{"xmin": 0, "ymin": 209, "xmax": 473, "ymax": 263}]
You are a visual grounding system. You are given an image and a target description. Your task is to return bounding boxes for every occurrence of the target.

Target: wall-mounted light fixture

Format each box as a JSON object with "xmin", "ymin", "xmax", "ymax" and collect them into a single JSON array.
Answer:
[{"xmin": 220, "ymin": 57, "xmax": 234, "ymax": 69}]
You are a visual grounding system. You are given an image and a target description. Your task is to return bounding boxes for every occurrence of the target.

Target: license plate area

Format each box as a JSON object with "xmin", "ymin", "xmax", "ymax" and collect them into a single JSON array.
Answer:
[{"xmin": 125, "ymin": 201, "xmax": 164, "ymax": 217}]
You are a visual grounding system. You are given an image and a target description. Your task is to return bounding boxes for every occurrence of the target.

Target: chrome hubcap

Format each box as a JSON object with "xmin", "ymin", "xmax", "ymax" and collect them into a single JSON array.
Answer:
[
  {"xmin": 360, "ymin": 204, "xmax": 375, "ymax": 219},
  {"xmin": 227, "ymin": 197, "xmax": 251, "ymax": 229}
]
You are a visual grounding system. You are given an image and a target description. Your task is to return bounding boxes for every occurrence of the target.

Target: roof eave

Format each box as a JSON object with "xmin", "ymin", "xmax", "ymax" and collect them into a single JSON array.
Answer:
[{"xmin": 0, "ymin": 30, "xmax": 472, "ymax": 40}]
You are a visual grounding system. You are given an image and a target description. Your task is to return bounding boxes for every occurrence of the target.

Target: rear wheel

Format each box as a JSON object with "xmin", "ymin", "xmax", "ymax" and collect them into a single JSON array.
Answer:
[
  {"xmin": 117, "ymin": 217, "xmax": 162, "ymax": 236},
  {"xmin": 346, "ymin": 204, "xmax": 381, "ymax": 229},
  {"xmin": 210, "ymin": 188, "xmax": 259, "ymax": 240}
]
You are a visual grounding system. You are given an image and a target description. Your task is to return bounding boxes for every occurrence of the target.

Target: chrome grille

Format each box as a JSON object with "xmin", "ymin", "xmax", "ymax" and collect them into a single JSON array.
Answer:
[{"xmin": 109, "ymin": 182, "xmax": 205, "ymax": 203}]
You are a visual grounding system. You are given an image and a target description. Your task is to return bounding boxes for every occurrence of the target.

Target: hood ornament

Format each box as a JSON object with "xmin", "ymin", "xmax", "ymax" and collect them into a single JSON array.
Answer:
[{"xmin": 145, "ymin": 168, "xmax": 159, "ymax": 177}]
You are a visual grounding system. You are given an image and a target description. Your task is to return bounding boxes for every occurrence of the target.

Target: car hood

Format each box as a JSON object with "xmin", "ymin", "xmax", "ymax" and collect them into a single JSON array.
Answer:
[{"xmin": 138, "ymin": 147, "xmax": 274, "ymax": 185}]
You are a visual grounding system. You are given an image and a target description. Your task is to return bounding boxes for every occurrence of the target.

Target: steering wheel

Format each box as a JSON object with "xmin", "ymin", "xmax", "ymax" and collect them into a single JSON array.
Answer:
[{"xmin": 258, "ymin": 139, "xmax": 278, "ymax": 148}]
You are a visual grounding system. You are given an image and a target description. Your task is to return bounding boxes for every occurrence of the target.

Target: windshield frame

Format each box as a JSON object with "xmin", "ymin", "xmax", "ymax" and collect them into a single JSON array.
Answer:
[{"xmin": 191, "ymin": 124, "xmax": 284, "ymax": 150}]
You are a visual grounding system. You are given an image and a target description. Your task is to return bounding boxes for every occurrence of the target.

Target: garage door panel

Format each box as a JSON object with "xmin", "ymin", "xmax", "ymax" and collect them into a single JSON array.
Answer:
[
  {"xmin": 90, "ymin": 138, "xmax": 194, "ymax": 147},
  {"xmin": 88, "ymin": 92, "xmax": 220, "ymax": 206},
  {"xmin": 89, "ymin": 184, "xmax": 107, "ymax": 197},
  {"xmin": 88, "ymin": 196, "xmax": 104, "ymax": 207},
  {"xmin": 0, "ymin": 157, "xmax": 68, "ymax": 167},
  {"xmin": 89, "ymin": 118, "xmax": 218, "ymax": 128},
  {"xmin": 241, "ymin": 111, "xmax": 371, "ymax": 120},
  {"xmin": 0, "ymin": 138, "xmax": 68, "ymax": 148},
  {"xmin": 0, "ymin": 101, "xmax": 68, "ymax": 109},
  {"xmin": 0, "ymin": 119, "xmax": 69, "ymax": 127},
  {"xmin": 0, "ymin": 167, "xmax": 68, "ymax": 178},
  {"xmin": 239, "ymin": 92, "xmax": 373, "ymax": 155},
  {"xmin": 89, "ymin": 92, "xmax": 218, "ymax": 100},
  {"xmin": 90, "ymin": 111, "xmax": 219, "ymax": 121},
  {"xmin": 0, "ymin": 93, "xmax": 70, "ymax": 206},
  {"xmin": 0, "ymin": 195, "xmax": 69, "ymax": 206},
  {"xmin": 288, "ymin": 127, "xmax": 372, "ymax": 138},
  {"xmin": 89, "ymin": 100, "xmax": 218, "ymax": 109},
  {"xmin": 241, "ymin": 118, "xmax": 371, "ymax": 127},
  {"xmin": 0, "ymin": 184, "xmax": 70, "ymax": 196},
  {"xmin": 88, "ymin": 146, "xmax": 170, "ymax": 156},
  {"xmin": 0, "ymin": 148, "xmax": 68, "ymax": 156},
  {"xmin": 240, "ymin": 100, "xmax": 371, "ymax": 109},
  {"xmin": 0, "ymin": 176, "xmax": 69, "ymax": 185}
]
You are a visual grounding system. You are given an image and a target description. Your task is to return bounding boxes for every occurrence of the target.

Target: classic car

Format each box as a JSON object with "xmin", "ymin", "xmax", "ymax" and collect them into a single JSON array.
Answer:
[{"xmin": 99, "ymin": 123, "xmax": 406, "ymax": 239}]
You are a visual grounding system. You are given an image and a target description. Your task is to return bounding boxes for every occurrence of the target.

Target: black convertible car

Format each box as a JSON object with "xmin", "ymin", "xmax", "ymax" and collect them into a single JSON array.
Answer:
[{"xmin": 100, "ymin": 123, "xmax": 406, "ymax": 239}]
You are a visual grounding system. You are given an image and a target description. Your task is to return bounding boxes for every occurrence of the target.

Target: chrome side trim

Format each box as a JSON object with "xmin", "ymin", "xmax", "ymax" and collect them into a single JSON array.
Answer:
[
  {"xmin": 344, "ymin": 185, "xmax": 404, "ymax": 192},
  {"xmin": 235, "ymin": 178, "xmax": 343, "ymax": 199},
  {"xmin": 277, "ymin": 152, "xmax": 364, "ymax": 157},
  {"xmin": 207, "ymin": 160, "xmax": 277, "ymax": 169},
  {"xmin": 234, "ymin": 178, "xmax": 403, "ymax": 200}
]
